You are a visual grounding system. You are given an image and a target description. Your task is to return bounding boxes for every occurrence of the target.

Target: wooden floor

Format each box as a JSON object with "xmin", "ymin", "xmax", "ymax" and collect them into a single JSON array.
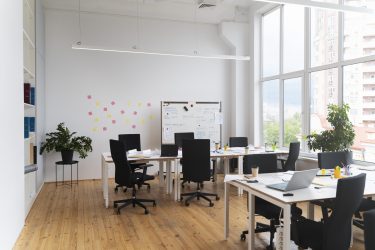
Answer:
[{"xmin": 15, "ymin": 176, "xmax": 365, "ymax": 250}]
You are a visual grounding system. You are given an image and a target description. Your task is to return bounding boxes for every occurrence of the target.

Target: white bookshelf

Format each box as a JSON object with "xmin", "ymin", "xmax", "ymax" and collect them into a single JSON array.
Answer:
[{"xmin": 23, "ymin": 0, "xmax": 37, "ymax": 218}]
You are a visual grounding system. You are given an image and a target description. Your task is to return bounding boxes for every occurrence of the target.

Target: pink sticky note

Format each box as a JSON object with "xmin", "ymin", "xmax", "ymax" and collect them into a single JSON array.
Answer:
[
  {"xmin": 103, "ymin": 127, "xmax": 107, "ymax": 131},
  {"xmin": 88, "ymin": 111, "xmax": 93, "ymax": 116},
  {"xmin": 111, "ymin": 101, "xmax": 116, "ymax": 106},
  {"xmin": 132, "ymin": 125, "xmax": 136, "ymax": 129},
  {"xmin": 120, "ymin": 110, "xmax": 125, "ymax": 114},
  {"xmin": 87, "ymin": 95, "xmax": 92, "ymax": 99},
  {"xmin": 103, "ymin": 107, "xmax": 108, "ymax": 112},
  {"xmin": 133, "ymin": 111, "xmax": 137, "ymax": 115},
  {"xmin": 112, "ymin": 120, "xmax": 116, "ymax": 124}
]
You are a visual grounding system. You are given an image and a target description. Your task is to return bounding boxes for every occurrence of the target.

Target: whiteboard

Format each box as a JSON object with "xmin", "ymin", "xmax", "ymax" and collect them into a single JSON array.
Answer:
[{"xmin": 161, "ymin": 101, "xmax": 222, "ymax": 146}]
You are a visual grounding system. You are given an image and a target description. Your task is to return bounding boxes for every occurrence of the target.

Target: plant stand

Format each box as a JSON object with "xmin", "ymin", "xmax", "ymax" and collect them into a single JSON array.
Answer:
[{"xmin": 55, "ymin": 160, "xmax": 79, "ymax": 186}]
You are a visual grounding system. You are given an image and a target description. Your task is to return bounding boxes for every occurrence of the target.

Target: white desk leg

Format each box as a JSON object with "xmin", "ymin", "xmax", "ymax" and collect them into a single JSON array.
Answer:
[
  {"xmin": 283, "ymin": 204, "xmax": 291, "ymax": 250},
  {"xmin": 307, "ymin": 202, "xmax": 314, "ymax": 220},
  {"xmin": 159, "ymin": 161, "xmax": 164, "ymax": 187},
  {"xmin": 224, "ymin": 182, "xmax": 230, "ymax": 240},
  {"xmin": 101, "ymin": 156, "xmax": 109, "ymax": 208},
  {"xmin": 248, "ymin": 193, "xmax": 255, "ymax": 250},
  {"xmin": 166, "ymin": 161, "xmax": 171, "ymax": 194},
  {"xmin": 174, "ymin": 159, "xmax": 180, "ymax": 201},
  {"xmin": 224, "ymin": 158, "xmax": 229, "ymax": 175},
  {"xmin": 169, "ymin": 160, "xmax": 173, "ymax": 195},
  {"xmin": 238, "ymin": 156, "xmax": 243, "ymax": 196}
]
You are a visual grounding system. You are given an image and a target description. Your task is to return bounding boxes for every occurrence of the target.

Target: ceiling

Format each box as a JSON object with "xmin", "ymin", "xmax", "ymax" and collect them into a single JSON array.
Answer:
[{"xmin": 43, "ymin": 0, "xmax": 256, "ymax": 24}]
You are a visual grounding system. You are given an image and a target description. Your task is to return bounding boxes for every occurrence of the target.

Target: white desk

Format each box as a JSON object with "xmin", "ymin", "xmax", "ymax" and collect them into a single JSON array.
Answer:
[
  {"xmin": 224, "ymin": 166, "xmax": 375, "ymax": 250},
  {"xmin": 101, "ymin": 149, "xmax": 287, "ymax": 208}
]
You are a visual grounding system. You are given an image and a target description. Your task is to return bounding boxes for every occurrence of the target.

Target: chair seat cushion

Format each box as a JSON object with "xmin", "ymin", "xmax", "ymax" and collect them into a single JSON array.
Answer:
[
  {"xmin": 255, "ymin": 197, "xmax": 302, "ymax": 219},
  {"xmin": 359, "ymin": 198, "xmax": 375, "ymax": 212}
]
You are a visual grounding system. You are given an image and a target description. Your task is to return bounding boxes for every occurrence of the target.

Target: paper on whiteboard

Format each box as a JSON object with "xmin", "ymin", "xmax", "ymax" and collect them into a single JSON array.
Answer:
[
  {"xmin": 214, "ymin": 112, "xmax": 223, "ymax": 125},
  {"xmin": 163, "ymin": 127, "xmax": 173, "ymax": 141}
]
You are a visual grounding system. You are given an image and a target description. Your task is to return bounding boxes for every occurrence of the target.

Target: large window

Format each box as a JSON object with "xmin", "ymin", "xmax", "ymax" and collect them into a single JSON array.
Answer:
[
  {"xmin": 260, "ymin": 2, "xmax": 375, "ymax": 162},
  {"xmin": 262, "ymin": 8, "xmax": 280, "ymax": 77}
]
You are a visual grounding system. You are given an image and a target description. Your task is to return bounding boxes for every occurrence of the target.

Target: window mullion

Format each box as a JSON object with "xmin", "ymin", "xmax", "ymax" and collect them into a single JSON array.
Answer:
[
  {"xmin": 280, "ymin": 5, "xmax": 284, "ymax": 147},
  {"xmin": 303, "ymin": 7, "xmax": 311, "ymax": 152},
  {"xmin": 338, "ymin": 0, "xmax": 344, "ymax": 106}
]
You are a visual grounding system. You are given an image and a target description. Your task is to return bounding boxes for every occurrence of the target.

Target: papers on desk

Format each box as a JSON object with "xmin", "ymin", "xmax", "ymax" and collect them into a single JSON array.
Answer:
[
  {"xmin": 358, "ymin": 166, "xmax": 375, "ymax": 171},
  {"xmin": 312, "ymin": 177, "xmax": 337, "ymax": 187},
  {"xmin": 128, "ymin": 149, "xmax": 137, "ymax": 156},
  {"xmin": 224, "ymin": 175, "xmax": 256, "ymax": 182}
]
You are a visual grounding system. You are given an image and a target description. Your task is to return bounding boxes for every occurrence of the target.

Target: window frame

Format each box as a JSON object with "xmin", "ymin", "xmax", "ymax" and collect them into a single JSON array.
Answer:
[{"xmin": 259, "ymin": 1, "xmax": 375, "ymax": 160}]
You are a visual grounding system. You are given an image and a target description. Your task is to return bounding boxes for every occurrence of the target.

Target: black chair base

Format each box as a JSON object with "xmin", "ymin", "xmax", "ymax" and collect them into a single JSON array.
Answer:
[
  {"xmin": 180, "ymin": 189, "xmax": 219, "ymax": 207},
  {"xmin": 114, "ymin": 197, "xmax": 156, "ymax": 214},
  {"xmin": 240, "ymin": 220, "xmax": 278, "ymax": 250}
]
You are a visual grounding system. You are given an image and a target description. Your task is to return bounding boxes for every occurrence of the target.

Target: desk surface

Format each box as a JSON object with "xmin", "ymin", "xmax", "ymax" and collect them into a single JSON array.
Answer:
[
  {"xmin": 225, "ymin": 165, "xmax": 375, "ymax": 204},
  {"xmin": 102, "ymin": 148, "xmax": 288, "ymax": 163}
]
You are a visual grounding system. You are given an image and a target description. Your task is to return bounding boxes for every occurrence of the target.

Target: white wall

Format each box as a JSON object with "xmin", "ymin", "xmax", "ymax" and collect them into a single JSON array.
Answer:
[
  {"xmin": 36, "ymin": 0, "xmax": 46, "ymax": 192},
  {"xmin": 0, "ymin": 1, "xmax": 25, "ymax": 249},
  {"xmin": 44, "ymin": 9, "xmax": 236, "ymax": 181}
]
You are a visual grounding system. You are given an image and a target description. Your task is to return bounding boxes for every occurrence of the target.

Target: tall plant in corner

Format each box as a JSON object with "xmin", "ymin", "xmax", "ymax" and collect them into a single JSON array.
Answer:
[
  {"xmin": 40, "ymin": 123, "xmax": 93, "ymax": 162},
  {"xmin": 307, "ymin": 104, "xmax": 355, "ymax": 152}
]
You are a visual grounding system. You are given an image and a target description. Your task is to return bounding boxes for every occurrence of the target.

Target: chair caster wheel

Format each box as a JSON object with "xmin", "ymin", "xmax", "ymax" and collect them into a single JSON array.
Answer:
[
  {"xmin": 180, "ymin": 197, "xmax": 183, "ymax": 201},
  {"xmin": 145, "ymin": 210, "xmax": 149, "ymax": 215},
  {"xmin": 185, "ymin": 202, "xmax": 190, "ymax": 206},
  {"xmin": 240, "ymin": 234, "xmax": 246, "ymax": 241},
  {"xmin": 153, "ymin": 202, "xmax": 156, "ymax": 207},
  {"xmin": 216, "ymin": 196, "xmax": 220, "ymax": 201},
  {"xmin": 123, "ymin": 188, "xmax": 127, "ymax": 193},
  {"xmin": 117, "ymin": 209, "xmax": 121, "ymax": 215},
  {"xmin": 209, "ymin": 203, "xmax": 214, "ymax": 207}
]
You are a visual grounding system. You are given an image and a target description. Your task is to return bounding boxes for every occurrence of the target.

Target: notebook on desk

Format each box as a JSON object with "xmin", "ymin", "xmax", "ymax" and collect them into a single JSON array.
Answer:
[{"xmin": 267, "ymin": 169, "xmax": 319, "ymax": 192}]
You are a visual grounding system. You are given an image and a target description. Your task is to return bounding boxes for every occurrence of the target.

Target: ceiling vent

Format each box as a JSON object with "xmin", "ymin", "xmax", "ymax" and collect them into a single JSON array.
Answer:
[{"xmin": 197, "ymin": 0, "xmax": 216, "ymax": 9}]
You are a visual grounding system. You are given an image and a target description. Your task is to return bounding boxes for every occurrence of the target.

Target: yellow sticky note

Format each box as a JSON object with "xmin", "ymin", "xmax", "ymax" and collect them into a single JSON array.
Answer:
[
  {"xmin": 124, "ymin": 118, "xmax": 130, "ymax": 124},
  {"xmin": 92, "ymin": 127, "xmax": 97, "ymax": 132},
  {"xmin": 149, "ymin": 115, "xmax": 154, "ymax": 120},
  {"xmin": 94, "ymin": 117, "xmax": 100, "ymax": 123},
  {"xmin": 140, "ymin": 118, "xmax": 145, "ymax": 125},
  {"xmin": 95, "ymin": 101, "xmax": 100, "ymax": 107},
  {"xmin": 137, "ymin": 102, "xmax": 142, "ymax": 107},
  {"xmin": 107, "ymin": 114, "xmax": 112, "ymax": 119},
  {"xmin": 127, "ymin": 101, "xmax": 131, "ymax": 107}
]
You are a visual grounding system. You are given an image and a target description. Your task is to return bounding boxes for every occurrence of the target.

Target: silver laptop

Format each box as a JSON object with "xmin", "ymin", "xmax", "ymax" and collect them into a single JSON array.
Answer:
[{"xmin": 267, "ymin": 169, "xmax": 319, "ymax": 192}]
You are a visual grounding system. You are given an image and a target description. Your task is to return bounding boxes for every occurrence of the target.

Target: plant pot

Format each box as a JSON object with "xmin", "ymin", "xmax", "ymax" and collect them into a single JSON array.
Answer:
[{"xmin": 61, "ymin": 150, "xmax": 74, "ymax": 163}]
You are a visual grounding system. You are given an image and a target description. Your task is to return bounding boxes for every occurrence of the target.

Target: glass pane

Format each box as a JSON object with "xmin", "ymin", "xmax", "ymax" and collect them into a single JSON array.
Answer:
[
  {"xmin": 344, "ymin": 61, "xmax": 375, "ymax": 161},
  {"xmin": 283, "ymin": 5, "xmax": 305, "ymax": 73},
  {"xmin": 310, "ymin": 68, "xmax": 338, "ymax": 134},
  {"xmin": 311, "ymin": 9, "xmax": 339, "ymax": 67},
  {"xmin": 284, "ymin": 78, "xmax": 302, "ymax": 146},
  {"xmin": 262, "ymin": 8, "xmax": 280, "ymax": 77},
  {"xmin": 344, "ymin": 0, "xmax": 375, "ymax": 60},
  {"xmin": 263, "ymin": 80, "xmax": 280, "ymax": 144}
]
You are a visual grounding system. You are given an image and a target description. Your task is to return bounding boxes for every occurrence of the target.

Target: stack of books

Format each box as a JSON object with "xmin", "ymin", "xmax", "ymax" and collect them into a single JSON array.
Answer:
[{"xmin": 24, "ymin": 83, "xmax": 35, "ymax": 105}]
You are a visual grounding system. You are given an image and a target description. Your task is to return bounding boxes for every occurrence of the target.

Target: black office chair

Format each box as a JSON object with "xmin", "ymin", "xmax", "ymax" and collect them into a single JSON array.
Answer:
[
  {"xmin": 118, "ymin": 134, "xmax": 153, "ymax": 191},
  {"xmin": 174, "ymin": 132, "xmax": 195, "ymax": 186},
  {"xmin": 278, "ymin": 142, "xmax": 300, "ymax": 171},
  {"xmin": 110, "ymin": 139, "xmax": 156, "ymax": 214},
  {"xmin": 229, "ymin": 137, "xmax": 248, "ymax": 172},
  {"xmin": 240, "ymin": 154, "xmax": 302, "ymax": 249},
  {"xmin": 313, "ymin": 151, "xmax": 353, "ymax": 220},
  {"xmin": 291, "ymin": 173, "xmax": 366, "ymax": 250},
  {"xmin": 364, "ymin": 209, "xmax": 375, "ymax": 250},
  {"xmin": 180, "ymin": 139, "xmax": 219, "ymax": 207}
]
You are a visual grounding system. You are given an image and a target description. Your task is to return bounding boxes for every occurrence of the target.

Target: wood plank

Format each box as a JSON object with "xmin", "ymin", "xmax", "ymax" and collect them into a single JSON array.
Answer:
[{"xmin": 14, "ymin": 176, "xmax": 366, "ymax": 250}]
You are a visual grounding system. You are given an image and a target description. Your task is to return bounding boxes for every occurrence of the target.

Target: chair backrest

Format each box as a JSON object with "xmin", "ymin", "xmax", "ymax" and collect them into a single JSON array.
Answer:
[
  {"xmin": 118, "ymin": 134, "xmax": 141, "ymax": 151},
  {"xmin": 284, "ymin": 142, "xmax": 300, "ymax": 171},
  {"xmin": 110, "ymin": 139, "xmax": 131, "ymax": 187},
  {"xmin": 229, "ymin": 137, "xmax": 248, "ymax": 147},
  {"xmin": 323, "ymin": 173, "xmax": 366, "ymax": 250},
  {"xmin": 318, "ymin": 151, "xmax": 353, "ymax": 169},
  {"xmin": 364, "ymin": 209, "xmax": 375, "ymax": 250},
  {"xmin": 181, "ymin": 139, "xmax": 211, "ymax": 182},
  {"xmin": 174, "ymin": 132, "xmax": 194, "ymax": 148},
  {"xmin": 243, "ymin": 154, "xmax": 278, "ymax": 174}
]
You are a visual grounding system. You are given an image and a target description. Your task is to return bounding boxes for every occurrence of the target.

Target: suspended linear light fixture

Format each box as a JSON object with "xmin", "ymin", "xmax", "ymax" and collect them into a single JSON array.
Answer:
[{"xmin": 71, "ymin": 0, "xmax": 250, "ymax": 61}]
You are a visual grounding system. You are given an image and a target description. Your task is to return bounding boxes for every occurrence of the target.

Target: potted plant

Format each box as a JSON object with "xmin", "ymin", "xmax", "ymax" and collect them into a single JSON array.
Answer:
[
  {"xmin": 307, "ymin": 104, "xmax": 355, "ymax": 154},
  {"xmin": 40, "ymin": 123, "xmax": 93, "ymax": 162}
]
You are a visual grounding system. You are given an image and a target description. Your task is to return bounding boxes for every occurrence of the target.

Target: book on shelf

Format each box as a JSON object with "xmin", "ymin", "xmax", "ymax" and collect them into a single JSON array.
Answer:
[
  {"xmin": 33, "ymin": 146, "xmax": 37, "ymax": 164},
  {"xmin": 30, "ymin": 87, "xmax": 35, "ymax": 105},
  {"xmin": 29, "ymin": 117, "xmax": 35, "ymax": 132},
  {"xmin": 24, "ymin": 117, "xmax": 30, "ymax": 138},
  {"xmin": 24, "ymin": 83, "xmax": 31, "ymax": 104}
]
